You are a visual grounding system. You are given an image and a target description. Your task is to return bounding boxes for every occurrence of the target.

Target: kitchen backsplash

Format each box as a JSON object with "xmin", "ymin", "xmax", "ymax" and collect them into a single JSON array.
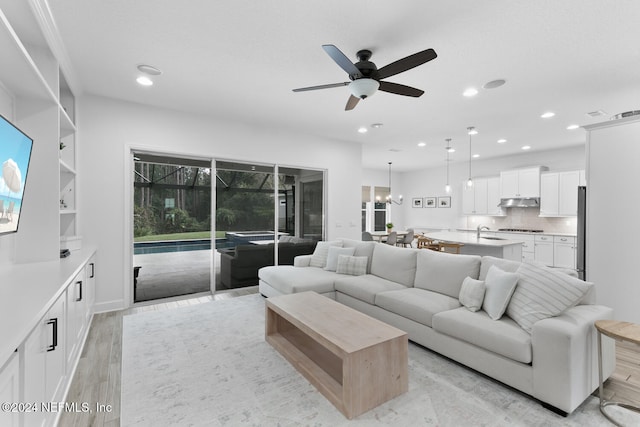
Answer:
[{"xmin": 466, "ymin": 207, "xmax": 577, "ymax": 234}]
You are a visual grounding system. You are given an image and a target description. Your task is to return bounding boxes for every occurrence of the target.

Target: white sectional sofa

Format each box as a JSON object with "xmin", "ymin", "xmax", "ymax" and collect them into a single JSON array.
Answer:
[{"xmin": 258, "ymin": 238, "xmax": 615, "ymax": 415}]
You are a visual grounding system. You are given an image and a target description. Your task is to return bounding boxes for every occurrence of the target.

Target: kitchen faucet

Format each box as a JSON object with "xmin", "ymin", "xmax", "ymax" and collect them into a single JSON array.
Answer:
[{"xmin": 477, "ymin": 225, "xmax": 490, "ymax": 239}]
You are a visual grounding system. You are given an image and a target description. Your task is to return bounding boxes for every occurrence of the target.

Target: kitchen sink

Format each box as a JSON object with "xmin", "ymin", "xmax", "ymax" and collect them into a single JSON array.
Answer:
[{"xmin": 480, "ymin": 236, "xmax": 506, "ymax": 240}]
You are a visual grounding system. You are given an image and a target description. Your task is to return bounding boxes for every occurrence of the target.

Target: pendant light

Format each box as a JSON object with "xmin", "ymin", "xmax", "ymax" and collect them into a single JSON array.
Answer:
[
  {"xmin": 466, "ymin": 127, "xmax": 476, "ymax": 187},
  {"xmin": 386, "ymin": 162, "xmax": 403, "ymax": 205},
  {"xmin": 444, "ymin": 138, "xmax": 452, "ymax": 193}
]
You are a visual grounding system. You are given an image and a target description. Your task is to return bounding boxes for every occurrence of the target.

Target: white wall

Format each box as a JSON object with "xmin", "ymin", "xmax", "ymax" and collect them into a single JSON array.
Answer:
[
  {"xmin": 364, "ymin": 145, "xmax": 586, "ymax": 232},
  {"xmin": 78, "ymin": 94, "xmax": 362, "ymax": 311}
]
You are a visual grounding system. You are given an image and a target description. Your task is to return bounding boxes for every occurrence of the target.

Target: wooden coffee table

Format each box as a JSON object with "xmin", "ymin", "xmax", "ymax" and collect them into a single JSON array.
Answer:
[{"xmin": 265, "ymin": 291, "xmax": 408, "ymax": 419}]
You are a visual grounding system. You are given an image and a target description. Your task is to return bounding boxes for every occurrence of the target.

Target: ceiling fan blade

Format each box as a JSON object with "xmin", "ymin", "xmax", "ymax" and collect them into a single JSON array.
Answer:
[
  {"xmin": 322, "ymin": 44, "xmax": 362, "ymax": 79},
  {"xmin": 345, "ymin": 95, "xmax": 360, "ymax": 111},
  {"xmin": 377, "ymin": 48, "xmax": 437, "ymax": 80},
  {"xmin": 292, "ymin": 82, "xmax": 349, "ymax": 92},
  {"xmin": 378, "ymin": 81, "xmax": 424, "ymax": 97}
]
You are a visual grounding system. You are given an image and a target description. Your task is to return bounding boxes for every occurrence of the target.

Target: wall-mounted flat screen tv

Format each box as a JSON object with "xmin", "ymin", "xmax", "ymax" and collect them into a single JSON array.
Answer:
[{"xmin": 0, "ymin": 114, "xmax": 33, "ymax": 235}]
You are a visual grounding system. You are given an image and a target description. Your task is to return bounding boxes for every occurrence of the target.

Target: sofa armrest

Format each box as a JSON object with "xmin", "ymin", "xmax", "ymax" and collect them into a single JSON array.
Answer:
[
  {"xmin": 531, "ymin": 304, "xmax": 615, "ymax": 414},
  {"xmin": 294, "ymin": 255, "xmax": 312, "ymax": 267}
]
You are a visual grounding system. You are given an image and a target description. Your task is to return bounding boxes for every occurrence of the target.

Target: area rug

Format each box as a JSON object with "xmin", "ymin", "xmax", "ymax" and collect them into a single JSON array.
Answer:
[{"xmin": 122, "ymin": 294, "xmax": 615, "ymax": 426}]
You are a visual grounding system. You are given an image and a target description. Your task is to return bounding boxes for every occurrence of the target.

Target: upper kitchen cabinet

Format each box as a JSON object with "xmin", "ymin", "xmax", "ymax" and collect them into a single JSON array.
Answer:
[
  {"xmin": 500, "ymin": 166, "xmax": 546, "ymax": 198},
  {"xmin": 462, "ymin": 176, "xmax": 504, "ymax": 216},
  {"xmin": 539, "ymin": 170, "xmax": 582, "ymax": 217}
]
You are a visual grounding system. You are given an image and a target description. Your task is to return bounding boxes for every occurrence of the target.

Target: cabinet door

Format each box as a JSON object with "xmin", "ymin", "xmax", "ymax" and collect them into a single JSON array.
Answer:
[
  {"xmin": 85, "ymin": 258, "xmax": 96, "ymax": 325},
  {"xmin": 534, "ymin": 235, "xmax": 554, "ymax": 266},
  {"xmin": 558, "ymin": 171, "xmax": 580, "ymax": 216},
  {"xmin": 539, "ymin": 173, "xmax": 559, "ymax": 216},
  {"xmin": 0, "ymin": 353, "xmax": 20, "ymax": 427},
  {"xmin": 462, "ymin": 182, "xmax": 475, "ymax": 214},
  {"xmin": 486, "ymin": 177, "xmax": 504, "ymax": 215},
  {"xmin": 66, "ymin": 273, "xmax": 85, "ymax": 369},
  {"xmin": 554, "ymin": 236, "xmax": 576, "ymax": 269},
  {"xmin": 23, "ymin": 319, "xmax": 46, "ymax": 427},
  {"xmin": 500, "ymin": 170, "xmax": 519, "ymax": 198},
  {"xmin": 474, "ymin": 178, "xmax": 488, "ymax": 214},
  {"xmin": 517, "ymin": 168, "xmax": 541, "ymax": 197},
  {"xmin": 45, "ymin": 296, "xmax": 66, "ymax": 404}
]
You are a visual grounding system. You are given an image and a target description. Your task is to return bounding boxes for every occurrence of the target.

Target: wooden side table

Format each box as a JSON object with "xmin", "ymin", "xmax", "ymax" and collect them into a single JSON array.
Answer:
[{"xmin": 594, "ymin": 320, "xmax": 640, "ymax": 426}]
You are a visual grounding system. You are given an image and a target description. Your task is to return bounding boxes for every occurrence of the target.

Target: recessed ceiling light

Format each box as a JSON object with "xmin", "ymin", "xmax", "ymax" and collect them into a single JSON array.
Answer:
[
  {"xmin": 357, "ymin": 127, "xmax": 368, "ymax": 134},
  {"xmin": 497, "ymin": 138, "xmax": 507, "ymax": 144},
  {"xmin": 472, "ymin": 154, "xmax": 480, "ymax": 158},
  {"xmin": 521, "ymin": 145, "xmax": 531, "ymax": 150},
  {"xmin": 371, "ymin": 123, "xmax": 383, "ymax": 128},
  {"xmin": 136, "ymin": 76, "xmax": 153, "ymax": 86},
  {"xmin": 137, "ymin": 64, "xmax": 162, "ymax": 76},
  {"xmin": 463, "ymin": 88, "xmax": 478, "ymax": 97},
  {"xmin": 541, "ymin": 112, "xmax": 555, "ymax": 119},
  {"xmin": 566, "ymin": 124, "xmax": 580, "ymax": 130},
  {"xmin": 483, "ymin": 79, "xmax": 506, "ymax": 89},
  {"xmin": 417, "ymin": 142, "xmax": 426, "ymax": 147}
]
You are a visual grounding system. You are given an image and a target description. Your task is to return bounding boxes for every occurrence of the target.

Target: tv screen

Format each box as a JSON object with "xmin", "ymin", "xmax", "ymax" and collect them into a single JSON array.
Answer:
[{"xmin": 0, "ymin": 114, "xmax": 33, "ymax": 235}]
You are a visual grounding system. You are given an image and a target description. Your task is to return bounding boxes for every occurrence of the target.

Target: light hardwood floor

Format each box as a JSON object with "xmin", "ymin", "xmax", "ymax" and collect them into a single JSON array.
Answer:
[{"xmin": 60, "ymin": 289, "xmax": 640, "ymax": 426}]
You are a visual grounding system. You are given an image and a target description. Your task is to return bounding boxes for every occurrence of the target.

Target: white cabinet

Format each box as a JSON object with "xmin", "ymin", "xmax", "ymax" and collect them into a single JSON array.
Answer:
[
  {"xmin": 540, "ymin": 171, "xmax": 581, "ymax": 217},
  {"xmin": 23, "ymin": 295, "xmax": 66, "ymax": 427},
  {"xmin": 499, "ymin": 233, "xmax": 534, "ymax": 262},
  {"xmin": 534, "ymin": 235, "xmax": 554, "ymax": 266},
  {"xmin": 554, "ymin": 236, "xmax": 576, "ymax": 269},
  {"xmin": 0, "ymin": 353, "xmax": 19, "ymax": 427},
  {"xmin": 500, "ymin": 167, "xmax": 545, "ymax": 198},
  {"xmin": 462, "ymin": 177, "xmax": 504, "ymax": 216}
]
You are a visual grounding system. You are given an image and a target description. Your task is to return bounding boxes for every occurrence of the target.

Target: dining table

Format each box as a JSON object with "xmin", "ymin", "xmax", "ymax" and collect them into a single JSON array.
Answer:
[{"xmin": 369, "ymin": 230, "xmax": 410, "ymax": 243}]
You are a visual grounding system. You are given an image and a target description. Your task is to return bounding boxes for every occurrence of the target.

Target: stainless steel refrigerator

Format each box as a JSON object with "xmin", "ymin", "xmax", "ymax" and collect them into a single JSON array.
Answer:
[{"xmin": 576, "ymin": 186, "xmax": 586, "ymax": 280}]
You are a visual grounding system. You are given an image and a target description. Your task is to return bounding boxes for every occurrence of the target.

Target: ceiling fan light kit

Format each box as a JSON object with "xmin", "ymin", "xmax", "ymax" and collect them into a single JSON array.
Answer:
[{"xmin": 293, "ymin": 44, "xmax": 437, "ymax": 111}]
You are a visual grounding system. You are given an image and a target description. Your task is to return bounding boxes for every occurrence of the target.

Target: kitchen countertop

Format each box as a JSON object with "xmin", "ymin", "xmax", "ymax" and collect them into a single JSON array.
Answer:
[
  {"xmin": 456, "ymin": 228, "xmax": 577, "ymax": 237},
  {"xmin": 424, "ymin": 231, "xmax": 525, "ymax": 247}
]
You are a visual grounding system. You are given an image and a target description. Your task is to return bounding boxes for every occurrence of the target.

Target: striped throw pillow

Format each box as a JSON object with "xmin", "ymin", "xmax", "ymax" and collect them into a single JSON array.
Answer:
[
  {"xmin": 336, "ymin": 255, "xmax": 368, "ymax": 276},
  {"xmin": 506, "ymin": 262, "xmax": 593, "ymax": 333}
]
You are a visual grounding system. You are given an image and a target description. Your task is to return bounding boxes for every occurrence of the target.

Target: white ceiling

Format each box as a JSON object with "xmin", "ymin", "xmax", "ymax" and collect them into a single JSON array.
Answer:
[{"xmin": 48, "ymin": 0, "xmax": 640, "ymax": 172}]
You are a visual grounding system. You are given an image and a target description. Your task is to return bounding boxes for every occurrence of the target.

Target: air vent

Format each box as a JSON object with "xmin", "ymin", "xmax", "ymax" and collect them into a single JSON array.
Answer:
[
  {"xmin": 611, "ymin": 110, "xmax": 640, "ymax": 120},
  {"xmin": 586, "ymin": 110, "xmax": 607, "ymax": 118}
]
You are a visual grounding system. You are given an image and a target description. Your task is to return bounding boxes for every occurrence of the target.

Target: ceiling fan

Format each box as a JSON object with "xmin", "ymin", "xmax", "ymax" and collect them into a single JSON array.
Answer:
[{"xmin": 292, "ymin": 44, "xmax": 437, "ymax": 111}]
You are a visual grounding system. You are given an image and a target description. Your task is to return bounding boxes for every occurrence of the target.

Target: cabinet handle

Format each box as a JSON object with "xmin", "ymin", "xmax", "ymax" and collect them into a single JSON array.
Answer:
[
  {"xmin": 46, "ymin": 318, "xmax": 58, "ymax": 352},
  {"xmin": 76, "ymin": 280, "xmax": 83, "ymax": 302},
  {"xmin": 90, "ymin": 263, "xmax": 95, "ymax": 278}
]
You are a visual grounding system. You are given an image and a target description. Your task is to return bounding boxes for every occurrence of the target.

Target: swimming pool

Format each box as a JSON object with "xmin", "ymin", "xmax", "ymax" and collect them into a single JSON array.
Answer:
[{"xmin": 134, "ymin": 239, "xmax": 234, "ymax": 255}]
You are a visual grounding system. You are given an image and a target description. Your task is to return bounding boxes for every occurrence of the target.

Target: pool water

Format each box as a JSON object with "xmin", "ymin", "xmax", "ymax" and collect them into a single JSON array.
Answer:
[{"xmin": 134, "ymin": 239, "xmax": 234, "ymax": 255}]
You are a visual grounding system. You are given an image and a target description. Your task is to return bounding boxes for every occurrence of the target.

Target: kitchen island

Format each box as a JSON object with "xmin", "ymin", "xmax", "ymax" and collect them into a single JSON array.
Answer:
[{"xmin": 423, "ymin": 231, "xmax": 524, "ymax": 261}]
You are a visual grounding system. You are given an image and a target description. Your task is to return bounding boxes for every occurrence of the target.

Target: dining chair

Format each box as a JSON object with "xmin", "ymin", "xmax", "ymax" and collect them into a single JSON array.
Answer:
[
  {"xmin": 362, "ymin": 231, "xmax": 374, "ymax": 241},
  {"xmin": 438, "ymin": 242, "xmax": 464, "ymax": 254},
  {"xmin": 385, "ymin": 231, "xmax": 398, "ymax": 245},
  {"xmin": 396, "ymin": 228, "xmax": 414, "ymax": 248}
]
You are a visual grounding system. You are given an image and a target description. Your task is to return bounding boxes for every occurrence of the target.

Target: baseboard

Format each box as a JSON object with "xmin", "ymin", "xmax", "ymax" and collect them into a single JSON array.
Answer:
[{"xmin": 93, "ymin": 299, "xmax": 125, "ymax": 313}]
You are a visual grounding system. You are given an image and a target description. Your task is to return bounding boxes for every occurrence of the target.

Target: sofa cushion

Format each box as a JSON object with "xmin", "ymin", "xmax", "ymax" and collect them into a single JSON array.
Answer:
[
  {"xmin": 414, "ymin": 249, "xmax": 481, "ymax": 298},
  {"xmin": 375, "ymin": 288, "xmax": 461, "ymax": 327},
  {"xmin": 341, "ymin": 239, "xmax": 376, "ymax": 273},
  {"xmin": 479, "ymin": 256, "xmax": 521, "ymax": 280},
  {"xmin": 258, "ymin": 265, "xmax": 338, "ymax": 295},
  {"xmin": 334, "ymin": 274, "xmax": 407, "ymax": 305},
  {"xmin": 482, "ymin": 265, "xmax": 519, "ymax": 320},
  {"xmin": 506, "ymin": 262, "xmax": 593, "ymax": 333},
  {"xmin": 458, "ymin": 277, "xmax": 486, "ymax": 312},
  {"xmin": 432, "ymin": 307, "xmax": 532, "ymax": 364},
  {"xmin": 324, "ymin": 247, "xmax": 355, "ymax": 271},
  {"xmin": 309, "ymin": 240, "xmax": 343, "ymax": 268},
  {"xmin": 336, "ymin": 255, "xmax": 368, "ymax": 276},
  {"xmin": 370, "ymin": 243, "xmax": 417, "ymax": 287}
]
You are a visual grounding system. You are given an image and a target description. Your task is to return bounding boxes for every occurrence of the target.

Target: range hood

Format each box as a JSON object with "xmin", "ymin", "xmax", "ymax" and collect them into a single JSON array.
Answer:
[{"xmin": 498, "ymin": 197, "xmax": 540, "ymax": 208}]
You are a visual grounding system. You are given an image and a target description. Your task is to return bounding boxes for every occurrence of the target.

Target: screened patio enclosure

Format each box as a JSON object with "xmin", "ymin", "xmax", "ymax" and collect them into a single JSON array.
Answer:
[{"xmin": 132, "ymin": 153, "xmax": 324, "ymax": 302}]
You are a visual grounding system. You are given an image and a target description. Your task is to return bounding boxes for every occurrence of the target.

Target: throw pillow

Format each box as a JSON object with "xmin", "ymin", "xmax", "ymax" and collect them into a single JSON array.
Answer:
[
  {"xmin": 506, "ymin": 262, "xmax": 593, "ymax": 333},
  {"xmin": 459, "ymin": 277, "xmax": 486, "ymax": 312},
  {"xmin": 324, "ymin": 247, "xmax": 356, "ymax": 271},
  {"xmin": 309, "ymin": 240, "xmax": 343, "ymax": 268},
  {"xmin": 336, "ymin": 255, "xmax": 368, "ymax": 276},
  {"xmin": 482, "ymin": 265, "xmax": 519, "ymax": 320}
]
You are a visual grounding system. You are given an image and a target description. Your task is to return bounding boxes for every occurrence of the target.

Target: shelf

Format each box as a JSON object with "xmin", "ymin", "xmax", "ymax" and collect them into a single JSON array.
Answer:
[
  {"xmin": 59, "ymin": 209, "xmax": 77, "ymax": 215},
  {"xmin": 59, "ymin": 108, "xmax": 76, "ymax": 137},
  {"xmin": 59, "ymin": 159, "xmax": 76, "ymax": 175}
]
